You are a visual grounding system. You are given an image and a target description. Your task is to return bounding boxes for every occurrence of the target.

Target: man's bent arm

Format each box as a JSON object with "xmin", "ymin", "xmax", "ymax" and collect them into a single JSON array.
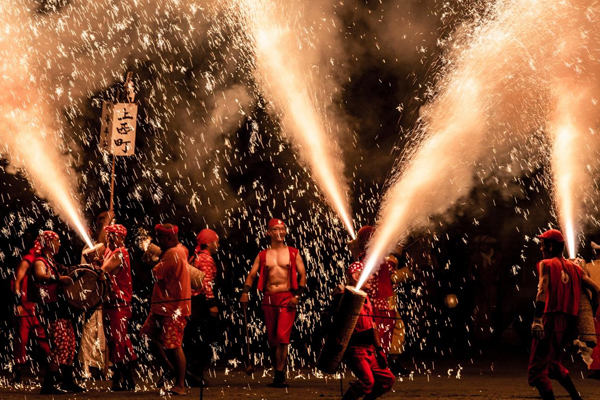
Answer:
[
  {"xmin": 13, "ymin": 259, "xmax": 30, "ymax": 295},
  {"xmin": 102, "ymin": 251, "xmax": 123, "ymax": 274},
  {"xmin": 535, "ymin": 261, "xmax": 549, "ymax": 304},
  {"xmin": 243, "ymin": 255, "xmax": 261, "ymax": 288},
  {"xmin": 295, "ymin": 252, "xmax": 307, "ymax": 289}
]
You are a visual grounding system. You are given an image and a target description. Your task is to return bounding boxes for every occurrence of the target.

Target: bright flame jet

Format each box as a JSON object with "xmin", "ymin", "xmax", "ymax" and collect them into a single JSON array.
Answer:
[
  {"xmin": 237, "ymin": 0, "xmax": 355, "ymax": 238},
  {"xmin": 0, "ymin": 2, "xmax": 94, "ymax": 249}
]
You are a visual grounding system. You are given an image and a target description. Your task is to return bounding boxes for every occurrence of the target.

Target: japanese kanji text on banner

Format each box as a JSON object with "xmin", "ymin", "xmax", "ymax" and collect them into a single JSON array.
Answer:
[{"xmin": 100, "ymin": 102, "xmax": 138, "ymax": 156}]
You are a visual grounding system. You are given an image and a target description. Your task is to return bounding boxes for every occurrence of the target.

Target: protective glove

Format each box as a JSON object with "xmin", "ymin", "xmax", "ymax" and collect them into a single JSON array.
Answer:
[{"xmin": 531, "ymin": 317, "xmax": 544, "ymax": 340}]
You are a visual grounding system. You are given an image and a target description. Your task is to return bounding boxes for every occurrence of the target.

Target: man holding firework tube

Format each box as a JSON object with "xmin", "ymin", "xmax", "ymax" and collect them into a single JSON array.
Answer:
[
  {"xmin": 101, "ymin": 224, "xmax": 137, "ymax": 391},
  {"xmin": 528, "ymin": 229, "xmax": 600, "ymax": 400},
  {"xmin": 330, "ymin": 261, "xmax": 395, "ymax": 400}
]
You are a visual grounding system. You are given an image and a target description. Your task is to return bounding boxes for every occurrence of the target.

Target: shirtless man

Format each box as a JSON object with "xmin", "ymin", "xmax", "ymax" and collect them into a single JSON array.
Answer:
[{"xmin": 240, "ymin": 218, "xmax": 307, "ymax": 388}]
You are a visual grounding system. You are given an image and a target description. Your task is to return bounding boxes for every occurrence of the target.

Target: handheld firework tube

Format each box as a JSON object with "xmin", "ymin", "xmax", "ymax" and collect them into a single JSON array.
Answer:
[
  {"xmin": 142, "ymin": 242, "xmax": 205, "ymax": 290},
  {"xmin": 82, "ymin": 242, "xmax": 106, "ymax": 265},
  {"xmin": 142, "ymin": 242, "xmax": 162, "ymax": 265},
  {"xmin": 577, "ymin": 291, "xmax": 597, "ymax": 348},
  {"xmin": 317, "ymin": 286, "xmax": 367, "ymax": 374}
]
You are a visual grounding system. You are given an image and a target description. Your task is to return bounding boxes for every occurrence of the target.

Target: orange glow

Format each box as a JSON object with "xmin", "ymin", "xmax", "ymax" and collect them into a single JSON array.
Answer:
[{"xmin": 0, "ymin": 3, "xmax": 94, "ymax": 250}]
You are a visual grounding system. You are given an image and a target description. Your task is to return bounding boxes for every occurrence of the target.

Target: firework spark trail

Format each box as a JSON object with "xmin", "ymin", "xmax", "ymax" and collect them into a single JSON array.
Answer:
[
  {"xmin": 550, "ymin": 89, "xmax": 583, "ymax": 259},
  {"xmin": 358, "ymin": 0, "xmax": 600, "ymax": 288},
  {"xmin": 357, "ymin": 76, "xmax": 485, "ymax": 288},
  {"xmin": 0, "ymin": 1, "xmax": 94, "ymax": 248},
  {"xmin": 547, "ymin": 9, "xmax": 600, "ymax": 258},
  {"xmin": 235, "ymin": 0, "xmax": 356, "ymax": 238}
]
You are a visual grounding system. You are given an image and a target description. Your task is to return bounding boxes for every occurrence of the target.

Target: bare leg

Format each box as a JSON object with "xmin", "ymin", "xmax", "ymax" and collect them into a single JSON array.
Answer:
[
  {"xmin": 166, "ymin": 347, "xmax": 186, "ymax": 395},
  {"xmin": 267, "ymin": 344, "xmax": 289, "ymax": 387},
  {"xmin": 270, "ymin": 347, "xmax": 277, "ymax": 370},
  {"xmin": 153, "ymin": 339, "xmax": 174, "ymax": 372},
  {"xmin": 276, "ymin": 344, "xmax": 288, "ymax": 371}
]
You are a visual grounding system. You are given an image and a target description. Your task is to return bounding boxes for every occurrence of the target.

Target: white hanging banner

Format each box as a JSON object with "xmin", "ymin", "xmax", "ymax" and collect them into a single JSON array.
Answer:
[{"xmin": 99, "ymin": 102, "xmax": 137, "ymax": 156}]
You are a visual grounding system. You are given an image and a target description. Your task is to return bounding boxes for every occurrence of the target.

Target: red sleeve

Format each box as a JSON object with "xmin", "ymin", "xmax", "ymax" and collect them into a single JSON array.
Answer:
[{"xmin": 194, "ymin": 253, "xmax": 217, "ymax": 299}]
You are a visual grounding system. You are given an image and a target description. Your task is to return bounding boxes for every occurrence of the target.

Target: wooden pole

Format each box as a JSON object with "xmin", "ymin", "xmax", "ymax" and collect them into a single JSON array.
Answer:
[{"xmin": 109, "ymin": 154, "xmax": 115, "ymax": 212}]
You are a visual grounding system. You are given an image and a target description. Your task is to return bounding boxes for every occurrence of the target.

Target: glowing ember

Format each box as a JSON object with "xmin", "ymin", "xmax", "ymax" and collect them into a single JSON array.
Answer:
[{"xmin": 142, "ymin": 237, "xmax": 152, "ymax": 252}]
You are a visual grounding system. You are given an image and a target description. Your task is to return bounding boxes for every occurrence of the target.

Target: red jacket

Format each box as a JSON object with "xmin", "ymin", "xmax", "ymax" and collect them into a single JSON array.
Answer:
[{"xmin": 151, "ymin": 243, "xmax": 191, "ymax": 317}]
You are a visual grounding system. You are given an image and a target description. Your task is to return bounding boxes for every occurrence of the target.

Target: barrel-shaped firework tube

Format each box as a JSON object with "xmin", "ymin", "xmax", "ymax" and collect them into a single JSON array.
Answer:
[
  {"xmin": 577, "ymin": 291, "xmax": 597, "ymax": 348},
  {"xmin": 142, "ymin": 242, "xmax": 162, "ymax": 265},
  {"xmin": 82, "ymin": 242, "xmax": 106, "ymax": 265},
  {"xmin": 317, "ymin": 286, "xmax": 366, "ymax": 374}
]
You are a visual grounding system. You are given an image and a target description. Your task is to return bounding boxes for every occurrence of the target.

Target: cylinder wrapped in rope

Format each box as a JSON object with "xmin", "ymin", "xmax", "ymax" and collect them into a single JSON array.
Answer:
[
  {"xmin": 142, "ymin": 242, "xmax": 162, "ymax": 265},
  {"xmin": 142, "ymin": 242, "xmax": 204, "ymax": 290},
  {"xmin": 317, "ymin": 286, "xmax": 366, "ymax": 374},
  {"xmin": 82, "ymin": 242, "xmax": 106, "ymax": 265},
  {"xmin": 577, "ymin": 291, "xmax": 597, "ymax": 348}
]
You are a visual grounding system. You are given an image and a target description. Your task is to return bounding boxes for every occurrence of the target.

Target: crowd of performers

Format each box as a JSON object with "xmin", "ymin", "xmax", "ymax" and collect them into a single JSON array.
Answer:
[
  {"xmin": 10, "ymin": 216, "xmax": 220, "ymax": 396},
  {"xmin": 8, "ymin": 213, "xmax": 600, "ymax": 399}
]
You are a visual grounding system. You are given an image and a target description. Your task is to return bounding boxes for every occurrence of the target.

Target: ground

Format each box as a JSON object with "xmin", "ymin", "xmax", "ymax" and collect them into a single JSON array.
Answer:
[{"xmin": 1, "ymin": 349, "xmax": 598, "ymax": 400}]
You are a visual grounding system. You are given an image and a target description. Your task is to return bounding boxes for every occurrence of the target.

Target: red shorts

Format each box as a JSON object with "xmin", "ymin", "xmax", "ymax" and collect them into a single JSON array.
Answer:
[
  {"xmin": 141, "ymin": 312, "xmax": 188, "ymax": 349},
  {"xmin": 14, "ymin": 312, "xmax": 50, "ymax": 365},
  {"xmin": 262, "ymin": 292, "xmax": 296, "ymax": 346},
  {"xmin": 47, "ymin": 319, "xmax": 76, "ymax": 366},
  {"xmin": 104, "ymin": 304, "xmax": 137, "ymax": 364}
]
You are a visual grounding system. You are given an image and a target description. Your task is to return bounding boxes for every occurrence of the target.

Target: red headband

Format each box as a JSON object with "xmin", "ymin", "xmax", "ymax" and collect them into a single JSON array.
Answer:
[
  {"xmin": 268, "ymin": 218, "xmax": 285, "ymax": 229},
  {"xmin": 155, "ymin": 224, "xmax": 179, "ymax": 236},
  {"xmin": 196, "ymin": 229, "xmax": 219, "ymax": 245},
  {"xmin": 346, "ymin": 261, "xmax": 365, "ymax": 277},
  {"xmin": 105, "ymin": 224, "xmax": 127, "ymax": 237},
  {"xmin": 357, "ymin": 226, "xmax": 375, "ymax": 249},
  {"xmin": 34, "ymin": 231, "xmax": 59, "ymax": 255},
  {"xmin": 538, "ymin": 229, "xmax": 564, "ymax": 243}
]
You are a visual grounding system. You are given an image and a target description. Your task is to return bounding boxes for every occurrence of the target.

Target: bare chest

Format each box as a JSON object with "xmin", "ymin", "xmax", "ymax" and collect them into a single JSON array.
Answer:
[{"xmin": 265, "ymin": 248, "xmax": 291, "ymax": 271}]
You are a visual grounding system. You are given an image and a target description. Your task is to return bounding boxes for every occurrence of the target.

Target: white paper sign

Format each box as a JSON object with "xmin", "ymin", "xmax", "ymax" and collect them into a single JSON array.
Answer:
[{"xmin": 99, "ymin": 102, "xmax": 137, "ymax": 156}]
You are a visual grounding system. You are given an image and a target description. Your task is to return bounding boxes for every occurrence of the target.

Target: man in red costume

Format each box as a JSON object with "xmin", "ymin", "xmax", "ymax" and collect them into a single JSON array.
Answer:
[
  {"xmin": 240, "ymin": 218, "xmax": 307, "ymax": 388},
  {"xmin": 11, "ymin": 246, "xmax": 51, "ymax": 384},
  {"xmin": 101, "ymin": 224, "xmax": 137, "ymax": 391},
  {"xmin": 585, "ymin": 241, "xmax": 600, "ymax": 379},
  {"xmin": 140, "ymin": 223, "xmax": 191, "ymax": 395},
  {"xmin": 354, "ymin": 226, "xmax": 397, "ymax": 354},
  {"xmin": 528, "ymin": 229, "xmax": 600, "ymax": 400},
  {"xmin": 337, "ymin": 260, "xmax": 395, "ymax": 400},
  {"xmin": 31, "ymin": 231, "xmax": 85, "ymax": 394},
  {"xmin": 185, "ymin": 228, "xmax": 220, "ymax": 385}
]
